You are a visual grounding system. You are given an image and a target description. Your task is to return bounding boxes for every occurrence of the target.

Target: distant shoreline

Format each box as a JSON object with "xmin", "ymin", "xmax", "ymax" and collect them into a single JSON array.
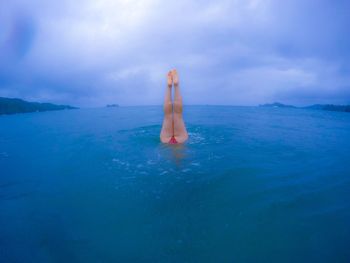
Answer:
[
  {"xmin": 0, "ymin": 97, "xmax": 78, "ymax": 115},
  {"xmin": 259, "ymin": 102, "xmax": 350, "ymax": 113},
  {"xmin": 1, "ymin": 97, "xmax": 349, "ymax": 115}
]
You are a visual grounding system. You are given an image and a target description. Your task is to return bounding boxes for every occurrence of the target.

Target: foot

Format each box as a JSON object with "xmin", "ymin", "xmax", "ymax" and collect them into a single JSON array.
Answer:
[
  {"xmin": 171, "ymin": 69, "xmax": 179, "ymax": 86},
  {"xmin": 167, "ymin": 71, "xmax": 173, "ymax": 87}
]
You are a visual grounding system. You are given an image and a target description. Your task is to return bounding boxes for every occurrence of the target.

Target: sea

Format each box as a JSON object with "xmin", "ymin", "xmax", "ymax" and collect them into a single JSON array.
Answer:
[{"xmin": 0, "ymin": 106, "xmax": 350, "ymax": 263}]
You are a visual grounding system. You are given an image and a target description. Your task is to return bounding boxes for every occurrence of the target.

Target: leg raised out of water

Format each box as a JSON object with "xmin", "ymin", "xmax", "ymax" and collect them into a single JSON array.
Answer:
[
  {"xmin": 172, "ymin": 69, "xmax": 188, "ymax": 143},
  {"xmin": 160, "ymin": 71, "xmax": 174, "ymax": 143}
]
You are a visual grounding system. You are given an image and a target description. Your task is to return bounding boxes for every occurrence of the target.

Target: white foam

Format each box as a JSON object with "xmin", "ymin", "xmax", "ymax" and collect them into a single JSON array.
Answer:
[
  {"xmin": 147, "ymin": 160, "xmax": 156, "ymax": 165},
  {"xmin": 112, "ymin": 158, "xmax": 127, "ymax": 166},
  {"xmin": 188, "ymin": 132, "xmax": 206, "ymax": 144}
]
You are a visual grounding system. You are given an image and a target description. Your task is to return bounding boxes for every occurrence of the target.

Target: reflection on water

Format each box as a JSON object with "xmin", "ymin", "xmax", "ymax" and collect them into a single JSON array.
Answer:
[{"xmin": 161, "ymin": 141, "xmax": 188, "ymax": 167}]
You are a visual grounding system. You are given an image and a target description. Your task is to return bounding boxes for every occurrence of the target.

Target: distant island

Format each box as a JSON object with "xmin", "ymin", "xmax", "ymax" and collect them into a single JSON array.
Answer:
[
  {"xmin": 260, "ymin": 102, "xmax": 350, "ymax": 113},
  {"xmin": 106, "ymin": 104, "xmax": 119, "ymax": 108},
  {"xmin": 259, "ymin": 102, "xmax": 296, "ymax": 108},
  {"xmin": 0, "ymin": 97, "xmax": 78, "ymax": 115}
]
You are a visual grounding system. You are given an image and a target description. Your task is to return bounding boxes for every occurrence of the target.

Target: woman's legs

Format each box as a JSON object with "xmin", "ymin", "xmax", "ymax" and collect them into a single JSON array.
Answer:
[
  {"xmin": 160, "ymin": 71, "xmax": 174, "ymax": 143},
  {"xmin": 172, "ymin": 69, "xmax": 188, "ymax": 143},
  {"xmin": 160, "ymin": 69, "xmax": 188, "ymax": 144}
]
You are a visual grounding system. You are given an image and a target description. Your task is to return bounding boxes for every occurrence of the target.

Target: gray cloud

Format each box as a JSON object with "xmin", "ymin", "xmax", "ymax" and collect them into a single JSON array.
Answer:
[{"xmin": 0, "ymin": 0, "xmax": 349, "ymax": 106}]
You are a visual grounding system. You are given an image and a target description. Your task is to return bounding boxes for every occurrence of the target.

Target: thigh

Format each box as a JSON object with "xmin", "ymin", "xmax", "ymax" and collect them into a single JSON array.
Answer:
[
  {"xmin": 160, "ymin": 115, "xmax": 173, "ymax": 143},
  {"xmin": 173, "ymin": 114, "xmax": 188, "ymax": 142}
]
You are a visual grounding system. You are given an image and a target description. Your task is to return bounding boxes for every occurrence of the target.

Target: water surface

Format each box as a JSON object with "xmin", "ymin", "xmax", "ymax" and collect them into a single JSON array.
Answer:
[{"xmin": 1, "ymin": 106, "xmax": 350, "ymax": 262}]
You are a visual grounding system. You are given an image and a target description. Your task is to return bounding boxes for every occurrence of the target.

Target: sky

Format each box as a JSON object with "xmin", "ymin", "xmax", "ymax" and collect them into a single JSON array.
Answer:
[{"xmin": 0, "ymin": 0, "xmax": 350, "ymax": 107}]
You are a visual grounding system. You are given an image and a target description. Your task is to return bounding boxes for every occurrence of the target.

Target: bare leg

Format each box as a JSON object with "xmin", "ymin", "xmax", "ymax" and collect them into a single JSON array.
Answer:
[
  {"xmin": 172, "ymin": 69, "xmax": 188, "ymax": 143},
  {"xmin": 160, "ymin": 71, "xmax": 174, "ymax": 143}
]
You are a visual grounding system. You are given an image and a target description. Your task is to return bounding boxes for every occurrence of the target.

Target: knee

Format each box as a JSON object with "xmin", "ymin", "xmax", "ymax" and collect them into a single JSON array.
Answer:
[
  {"xmin": 173, "ymin": 100, "xmax": 183, "ymax": 114},
  {"xmin": 164, "ymin": 101, "xmax": 173, "ymax": 115}
]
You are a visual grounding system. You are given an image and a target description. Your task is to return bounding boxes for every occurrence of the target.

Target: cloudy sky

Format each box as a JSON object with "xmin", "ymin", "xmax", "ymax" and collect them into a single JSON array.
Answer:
[{"xmin": 0, "ymin": 0, "xmax": 349, "ymax": 107}]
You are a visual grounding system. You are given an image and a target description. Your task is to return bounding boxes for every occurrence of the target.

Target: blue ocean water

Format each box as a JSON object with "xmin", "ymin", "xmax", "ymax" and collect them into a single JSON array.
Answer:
[{"xmin": 0, "ymin": 106, "xmax": 350, "ymax": 263}]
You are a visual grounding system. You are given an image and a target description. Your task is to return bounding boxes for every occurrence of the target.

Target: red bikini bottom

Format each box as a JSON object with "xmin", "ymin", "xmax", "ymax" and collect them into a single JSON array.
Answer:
[{"xmin": 169, "ymin": 135, "xmax": 178, "ymax": 144}]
